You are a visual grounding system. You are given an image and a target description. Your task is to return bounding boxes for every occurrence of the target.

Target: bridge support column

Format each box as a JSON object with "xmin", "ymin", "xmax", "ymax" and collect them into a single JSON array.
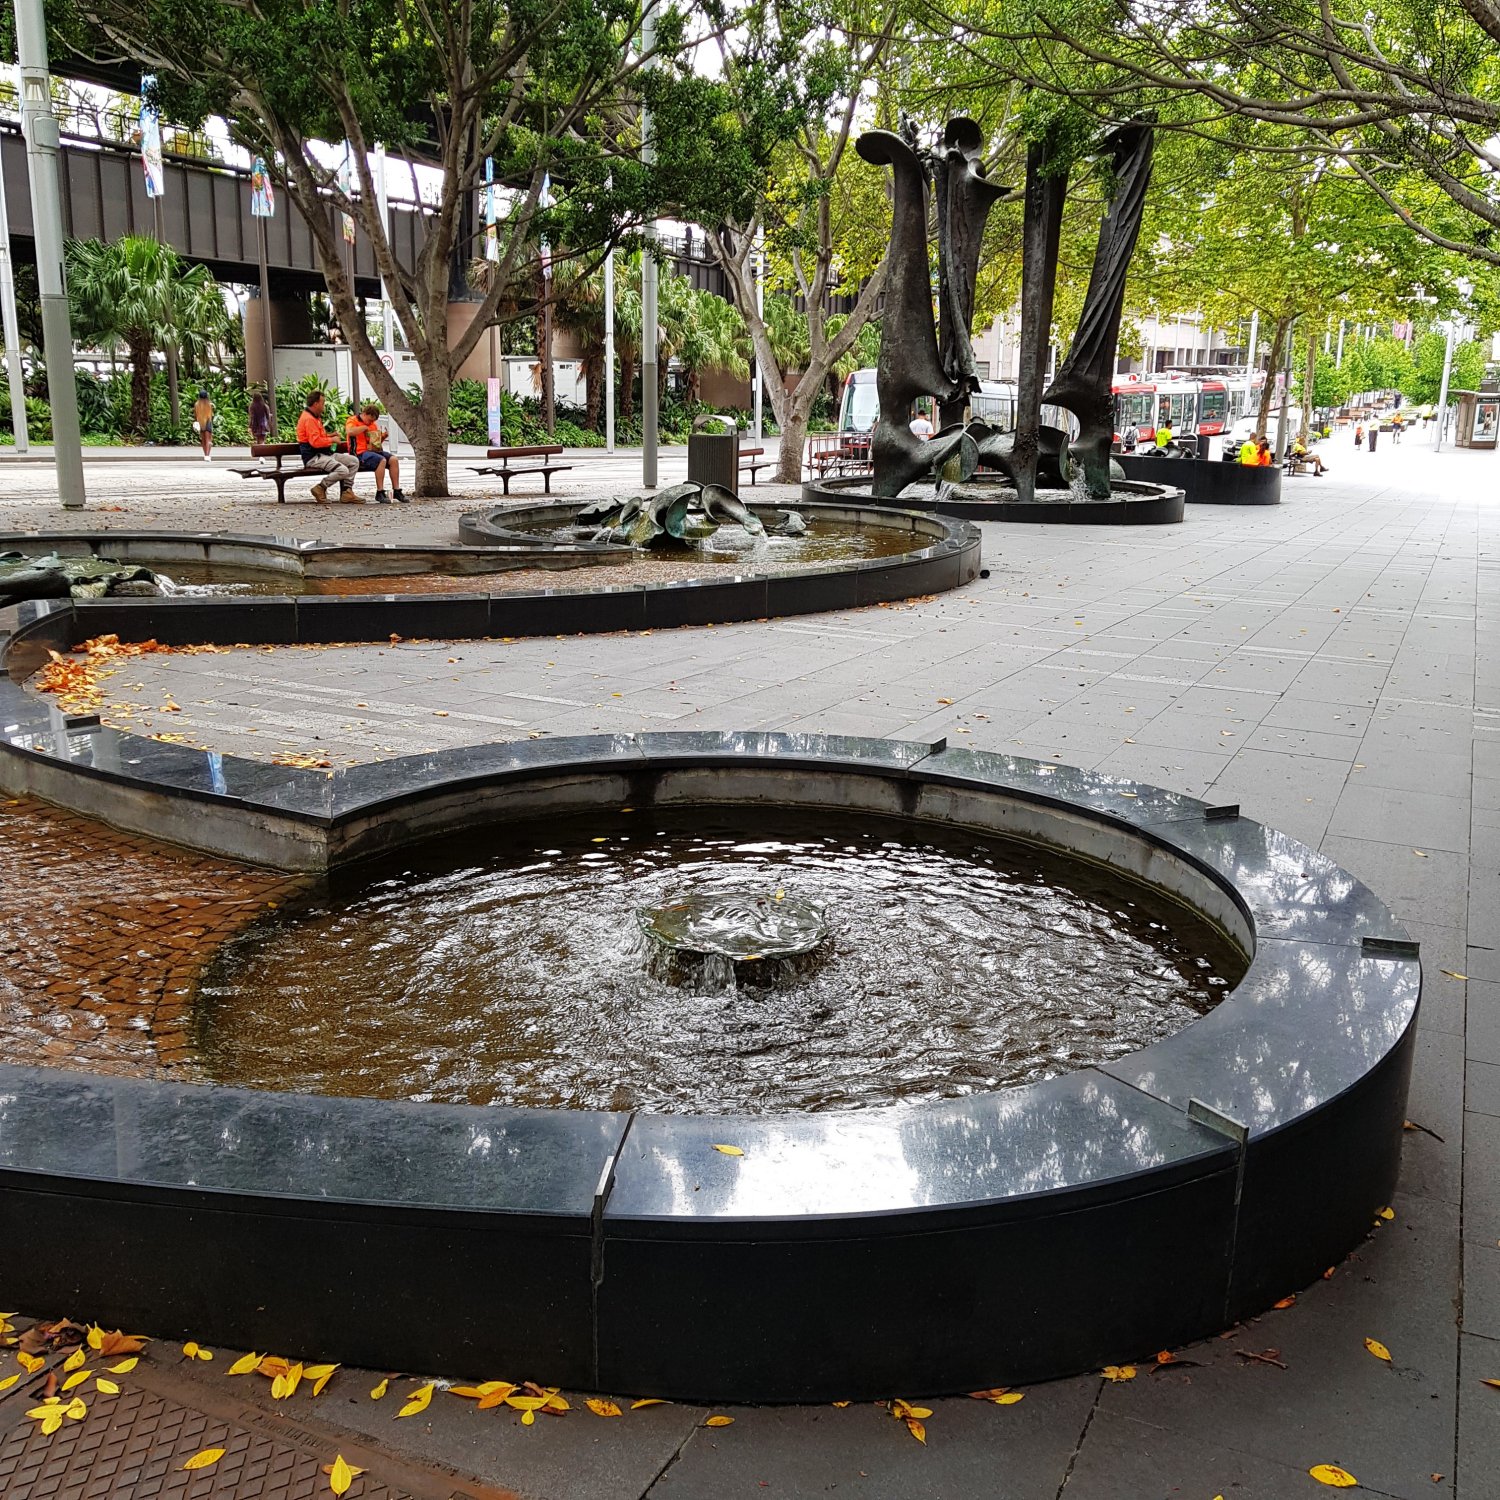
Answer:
[{"xmin": 244, "ymin": 293, "xmax": 316, "ymax": 390}]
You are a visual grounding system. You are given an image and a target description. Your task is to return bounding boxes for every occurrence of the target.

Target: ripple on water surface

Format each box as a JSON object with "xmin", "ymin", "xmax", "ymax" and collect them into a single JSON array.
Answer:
[{"xmin": 194, "ymin": 809, "xmax": 1246, "ymax": 1114}]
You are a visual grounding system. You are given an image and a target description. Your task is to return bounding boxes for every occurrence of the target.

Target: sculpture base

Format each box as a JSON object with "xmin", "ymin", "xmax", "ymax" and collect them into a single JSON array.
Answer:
[{"xmin": 802, "ymin": 475, "xmax": 1185, "ymax": 526}]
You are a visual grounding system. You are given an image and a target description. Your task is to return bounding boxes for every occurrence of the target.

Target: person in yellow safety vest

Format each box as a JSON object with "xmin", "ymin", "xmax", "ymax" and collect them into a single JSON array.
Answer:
[
  {"xmin": 1238, "ymin": 435, "xmax": 1259, "ymax": 465},
  {"xmin": 1290, "ymin": 433, "xmax": 1328, "ymax": 476},
  {"xmin": 1155, "ymin": 422, "xmax": 1174, "ymax": 450}
]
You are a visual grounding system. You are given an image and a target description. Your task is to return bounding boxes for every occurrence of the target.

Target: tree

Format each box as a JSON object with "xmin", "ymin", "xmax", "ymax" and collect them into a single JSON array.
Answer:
[
  {"xmin": 694, "ymin": 0, "xmax": 900, "ymax": 481},
  {"xmin": 39, "ymin": 0, "xmax": 766, "ymax": 493},
  {"xmin": 65, "ymin": 235, "xmax": 229, "ymax": 436},
  {"xmin": 1405, "ymin": 330, "xmax": 1487, "ymax": 403},
  {"xmin": 925, "ymin": 0, "xmax": 1500, "ymax": 269}
]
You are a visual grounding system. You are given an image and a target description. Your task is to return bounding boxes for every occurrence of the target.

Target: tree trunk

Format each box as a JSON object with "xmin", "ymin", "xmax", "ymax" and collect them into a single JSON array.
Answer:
[
  {"xmin": 1255, "ymin": 317, "xmax": 1291, "ymax": 434},
  {"xmin": 584, "ymin": 348, "xmax": 603, "ymax": 433},
  {"xmin": 774, "ymin": 399, "xmax": 809, "ymax": 483},
  {"xmin": 409, "ymin": 368, "xmax": 452, "ymax": 497},
  {"xmin": 127, "ymin": 332, "xmax": 154, "ymax": 437},
  {"xmin": 1301, "ymin": 331, "xmax": 1317, "ymax": 439}
]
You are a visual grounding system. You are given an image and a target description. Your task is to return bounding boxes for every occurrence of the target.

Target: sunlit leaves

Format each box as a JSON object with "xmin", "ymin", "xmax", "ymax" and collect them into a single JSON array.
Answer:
[
  {"xmin": 182, "ymin": 1448, "xmax": 227, "ymax": 1471},
  {"xmin": 1101, "ymin": 1365, "xmax": 1137, "ymax": 1382},
  {"xmin": 94, "ymin": 1378, "xmax": 121, "ymax": 1395},
  {"xmin": 586, "ymin": 1397, "xmax": 623, "ymax": 1417},
  {"xmin": 108, "ymin": 1358, "xmax": 139, "ymax": 1374},
  {"xmin": 1364, "ymin": 1338, "xmax": 1393, "ymax": 1363},
  {"xmin": 228, "ymin": 1352, "xmax": 262, "ymax": 1376},
  {"xmin": 369, "ymin": 1378, "xmax": 389, "ymax": 1400},
  {"xmin": 704, "ymin": 1414, "xmax": 735, "ymax": 1427},
  {"xmin": 182, "ymin": 1341, "xmax": 213, "ymax": 1362},
  {"xmin": 711, "ymin": 1144, "xmax": 744, "ymax": 1156},
  {"xmin": 326, "ymin": 1455, "xmax": 363, "ymax": 1494}
]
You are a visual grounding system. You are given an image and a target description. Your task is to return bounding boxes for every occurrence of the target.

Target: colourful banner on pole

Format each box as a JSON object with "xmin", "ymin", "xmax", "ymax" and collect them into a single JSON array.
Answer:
[
  {"xmin": 140, "ymin": 76, "xmax": 165, "ymax": 200},
  {"xmin": 250, "ymin": 157, "xmax": 275, "ymax": 219},
  {"xmin": 487, "ymin": 376, "xmax": 502, "ymax": 445},
  {"xmin": 484, "ymin": 157, "xmax": 498, "ymax": 263},
  {"xmin": 539, "ymin": 172, "xmax": 552, "ymax": 284},
  {"xmin": 339, "ymin": 146, "xmax": 356, "ymax": 244}
]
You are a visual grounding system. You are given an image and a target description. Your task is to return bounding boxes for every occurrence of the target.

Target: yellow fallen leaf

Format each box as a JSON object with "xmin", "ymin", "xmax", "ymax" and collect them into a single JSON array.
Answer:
[
  {"xmin": 397, "ymin": 1383, "xmax": 434, "ymax": 1418},
  {"xmin": 328, "ymin": 1454, "xmax": 356, "ymax": 1495},
  {"xmin": 62, "ymin": 1348, "xmax": 87, "ymax": 1373},
  {"xmin": 993, "ymin": 1392, "xmax": 1025, "ymax": 1405},
  {"xmin": 183, "ymin": 1342, "xmax": 213, "ymax": 1362},
  {"xmin": 25, "ymin": 1400, "xmax": 60, "ymax": 1417},
  {"xmin": 227, "ymin": 1352, "xmax": 260, "ymax": 1376},
  {"xmin": 26, "ymin": 1402, "xmax": 64, "ymax": 1435},
  {"xmin": 61, "ymin": 1370, "xmax": 91, "ymax": 1392},
  {"xmin": 0, "ymin": 1373, "xmax": 19, "ymax": 1392},
  {"xmin": 306, "ymin": 1363, "xmax": 338, "ymax": 1396},
  {"xmin": 1365, "ymin": 1337, "xmax": 1392, "ymax": 1362},
  {"xmin": 281, "ymin": 1362, "xmax": 304, "ymax": 1399},
  {"xmin": 182, "ymin": 1448, "xmax": 227, "ymax": 1471},
  {"xmin": 322, "ymin": 1460, "xmax": 366, "ymax": 1479},
  {"xmin": 1441, "ymin": 969, "xmax": 1469, "ymax": 980},
  {"xmin": 936, "ymin": 698, "xmax": 954, "ymax": 705},
  {"xmin": 1413, "ymin": 849, "xmax": 1429, "ymax": 857},
  {"xmin": 257, "ymin": 1356, "xmax": 292, "ymax": 1378},
  {"xmin": 705, "ymin": 1414, "xmax": 735, "ymax": 1427},
  {"xmin": 1378, "ymin": 1207, "xmax": 1395, "ymax": 1221},
  {"xmin": 369, "ymin": 1377, "xmax": 389, "ymax": 1400},
  {"xmin": 1481, "ymin": 1378, "xmax": 1500, "ymax": 1389},
  {"xmin": 906, "ymin": 1417, "xmax": 927, "ymax": 1443},
  {"xmin": 1273, "ymin": 1296, "xmax": 1296, "ymax": 1310},
  {"xmin": 1309, "ymin": 1464, "xmax": 1359, "ymax": 1487},
  {"xmin": 94, "ymin": 1378, "xmax": 120, "ymax": 1395},
  {"xmin": 86, "ymin": 1327, "xmax": 103, "ymax": 1351},
  {"xmin": 477, "ymin": 1384, "xmax": 519, "ymax": 1409},
  {"xmin": 18, "ymin": 1353, "xmax": 43, "ymax": 1374},
  {"xmin": 712, "ymin": 1144, "xmax": 744, "ymax": 1157},
  {"xmin": 832, "ymin": 1400, "xmax": 850, "ymax": 1407},
  {"xmin": 1101, "ymin": 1365, "xmax": 1137, "ymax": 1382},
  {"xmin": 631, "ymin": 1398, "xmax": 667, "ymax": 1409},
  {"xmin": 586, "ymin": 1398, "xmax": 623, "ymax": 1417}
]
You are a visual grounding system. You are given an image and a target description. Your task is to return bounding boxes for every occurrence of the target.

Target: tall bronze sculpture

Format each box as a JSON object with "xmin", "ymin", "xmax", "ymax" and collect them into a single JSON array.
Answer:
[{"xmin": 858, "ymin": 112, "xmax": 1155, "ymax": 504}]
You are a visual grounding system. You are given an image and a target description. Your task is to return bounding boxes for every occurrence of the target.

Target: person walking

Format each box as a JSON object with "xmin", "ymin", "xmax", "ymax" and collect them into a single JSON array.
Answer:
[
  {"xmin": 296, "ymin": 390, "xmax": 359, "ymax": 504},
  {"xmin": 248, "ymin": 388, "xmax": 273, "ymax": 447},
  {"xmin": 192, "ymin": 389, "xmax": 216, "ymax": 462},
  {"xmin": 345, "ymin": 403, "xmax": 407, "ymax": 504},
  {"xmin": 1368, "ymin": 422, "xmax": 1379, "ymax": 454}
]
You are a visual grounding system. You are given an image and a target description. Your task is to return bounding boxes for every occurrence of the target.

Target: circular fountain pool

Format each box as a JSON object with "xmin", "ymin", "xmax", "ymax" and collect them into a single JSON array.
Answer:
[{"xmin": 194, "ymin": 809, "xmax": 1244, "ymax": 1114}]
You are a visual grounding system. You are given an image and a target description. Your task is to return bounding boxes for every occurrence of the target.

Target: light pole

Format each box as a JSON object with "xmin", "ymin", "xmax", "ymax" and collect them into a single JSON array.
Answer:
[
  {"xmin": 0, "ymin": 139, "xmax": 30, "ymax": 450},
  {"xmin": 752, "ymin": 225, "xmax": 764, "ymax": 444},
  {"xmin": 15, "ymin": 0, "xmax": 85, "ymax": 506},
  {"xmin": 1434, "ymin": 320, "xmax": 1458, "ymax": 452},
  {"xmin": 604, "ymin": 239, "xmax": 616, "ymax": 455},
  {"xmin": 640, "ymin": 0, "xmax": 658, "ymax": 488}
]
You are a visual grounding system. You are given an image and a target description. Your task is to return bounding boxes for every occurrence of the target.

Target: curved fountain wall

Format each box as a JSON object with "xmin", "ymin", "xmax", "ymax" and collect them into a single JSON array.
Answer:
[{"xmin": 0, "ymin": 644, "xmax": 1420, "ymax": 1399}]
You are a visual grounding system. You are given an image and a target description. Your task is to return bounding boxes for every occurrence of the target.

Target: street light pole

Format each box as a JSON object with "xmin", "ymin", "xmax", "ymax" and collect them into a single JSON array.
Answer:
[
  {"xmin": 640, "ymin": 0, "xmax": 658, "ymax": 489},
  {"xmin": 0, "ymin": 143, "xmax": 30, "ymax": 451},
  {"xmin": 752, "ymin": 225, "xmax": 764, "ymax": 444},
  {"xmin": 15, "ymin": 0, "xmax": 85, "ymax": 506},
  {"xmin": 1434, "ymin": 320, "xmax": 1457, "ymax": 452}
]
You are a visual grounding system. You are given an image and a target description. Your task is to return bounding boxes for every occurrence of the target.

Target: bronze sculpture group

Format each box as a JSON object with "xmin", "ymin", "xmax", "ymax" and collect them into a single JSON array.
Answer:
[{"xmin": 858, "ymin": 115, "xmax": 1154, "ymax": 504}]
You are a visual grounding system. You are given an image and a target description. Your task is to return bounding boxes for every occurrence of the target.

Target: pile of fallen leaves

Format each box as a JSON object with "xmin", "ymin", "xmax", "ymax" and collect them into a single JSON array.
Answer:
[{"xmin": 34, "ymin": 634, "xmax": 230, "ymax": 715}]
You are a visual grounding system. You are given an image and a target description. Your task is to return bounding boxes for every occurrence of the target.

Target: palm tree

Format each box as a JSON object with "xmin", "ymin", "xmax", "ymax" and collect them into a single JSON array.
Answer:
[
  {"xmin": 66, "ymin": 235, "xmax": 230, "ymax": 436},
  {"xmin": 677, "ymin": 291, "xmax": 750, "ymax": 405}
]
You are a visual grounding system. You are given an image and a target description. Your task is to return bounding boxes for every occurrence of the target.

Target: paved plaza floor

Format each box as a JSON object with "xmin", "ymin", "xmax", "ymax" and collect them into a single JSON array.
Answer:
[{"xmin": 2, "ymin": 434, "xmax": 1498, "ymax": 1498}]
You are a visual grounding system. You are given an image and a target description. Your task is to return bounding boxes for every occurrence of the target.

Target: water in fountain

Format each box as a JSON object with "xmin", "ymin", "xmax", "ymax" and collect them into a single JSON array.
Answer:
[{"xmin": 194, "ymin": 808, "xmax": 1246, "ymax": 1115}]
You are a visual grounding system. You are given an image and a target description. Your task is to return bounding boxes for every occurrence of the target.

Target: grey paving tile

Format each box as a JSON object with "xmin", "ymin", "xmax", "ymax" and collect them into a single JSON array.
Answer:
[
  {"xmin": 1464, "ymin": 1111, "xmax": 1500, "ymax": 1245},
  {"xmin": 1469, "ymin": 980, "xmax": 1500, "ymax": 1064},
  {"xmin": 1456, "ymin": 1333, "xmax": 1500, "ymax": 1500},
  {"xmin": 647, "ymin": 1382, "xmax": 1097, "ymax": 1499},
  {"xmin": 1320, "ymin": 836, "xmax": 1471, "ymax": 930},
  {"xmin": 1328, "ymin": 784, "xmax": 1471, "ymax": 854},
  {"xmin": 1403, "ymin": 1028, "xmax": 1465, "ymax": 1207},
  {"xmin": 1468, "ymin": 1059, "xmax": 1500, "ymax": 1118}
]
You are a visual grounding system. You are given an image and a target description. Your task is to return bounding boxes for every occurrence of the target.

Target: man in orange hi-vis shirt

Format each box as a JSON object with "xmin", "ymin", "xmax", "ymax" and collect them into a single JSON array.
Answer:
[
  {"xmin": 345, "ymin": 403, "xmax": 406, "ymax": 504},
  {"xmin": 295, "ymin": 390, "xmax": 360, "ymax": 504}
]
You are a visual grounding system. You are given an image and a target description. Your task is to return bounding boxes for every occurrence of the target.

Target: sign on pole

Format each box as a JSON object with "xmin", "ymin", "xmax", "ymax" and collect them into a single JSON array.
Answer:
[
  {"xmin": 250, "ymin": 156, "xmax": 275, "ymax": 218},
  {"xmin": 487, "ymin": 376, "xmax": 502, "ymax": 446},
  {"xmin": 140, "ymin": 76, "xmax": 165, "ymax": 199},
  {"xmin": 339, "ymin": 145, "xmax": 356, "ymax": 244},
  {"xmin": 485, "ymin": 157, "xmax": 498, "ymax": 262}
]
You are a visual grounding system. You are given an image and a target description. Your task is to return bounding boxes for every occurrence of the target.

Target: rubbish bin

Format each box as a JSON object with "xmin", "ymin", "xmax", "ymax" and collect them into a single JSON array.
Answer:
[{"xmin": 687, "ymin": 413, "xmax": 741, "ymax": 492}]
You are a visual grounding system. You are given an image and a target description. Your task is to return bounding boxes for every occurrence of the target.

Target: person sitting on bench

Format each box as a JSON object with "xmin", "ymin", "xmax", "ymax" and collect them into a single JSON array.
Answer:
[
  {"xmin": 1289, "ymin": 433, "xmax": 1328, "ymax": 475},
  {"xmin": 345, "ymin": 403, "xmax": 407, "ymax": 504},
  {"xmin": 296, "ymin": 390, "xmax": 360, "ymax": 504}
]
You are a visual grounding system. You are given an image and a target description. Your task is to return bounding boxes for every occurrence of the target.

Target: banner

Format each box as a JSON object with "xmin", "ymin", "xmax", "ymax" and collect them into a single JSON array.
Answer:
[
  {"xmin": 484, "ymin": 157, "xmax": 498, "ymax": 263},
  {"xmin": 339, "ymin": 145, "xmax": 356, "ymax": 244},
  {"xmin": 140, "ymin": 76, "xmax": 165, "ymax": 200},
  {"xmin": 487, "ymin": 376, "xmax": 502, "ymax": 446},
  {"xmin": 249, "ymin": 157, "xmax": 275, "ymax": 219},
  {"xmin": 539, "ymin": 172, "xmax": 552, "ymax": 284}
]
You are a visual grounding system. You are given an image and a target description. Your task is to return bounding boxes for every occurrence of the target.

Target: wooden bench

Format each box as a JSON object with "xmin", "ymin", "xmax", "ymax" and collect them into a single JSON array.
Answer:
[
  {"xmin": 471, "ymin": 444, "xmax": 571, "ymax": 494},
  {"xmin": 231, "ymin": 442, "xmax": 329, "ymax": 503},
  {"xmin": 1283, "ymin": 454, "xmax": 1316, "ymax": 476},
  {"xmin": 738, "ymin": 446, "xmax": 773, "ymax": 485}
]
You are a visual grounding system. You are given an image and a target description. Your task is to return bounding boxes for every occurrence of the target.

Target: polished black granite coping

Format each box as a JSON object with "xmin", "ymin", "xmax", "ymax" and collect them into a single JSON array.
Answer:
[
  {"xmin": 802, "ymin": 473, "xmax": 1187, "ymax": 525},
  {"xmin": 0, "ymin": 665, "xmax": 1420, "ymax": 1398}
]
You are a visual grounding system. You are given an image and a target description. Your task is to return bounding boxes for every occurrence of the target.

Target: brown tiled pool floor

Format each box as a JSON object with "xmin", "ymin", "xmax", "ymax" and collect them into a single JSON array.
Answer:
[{"xmin": 0, "ymin": 796, "xmax": 303, "ymax": 1078}]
